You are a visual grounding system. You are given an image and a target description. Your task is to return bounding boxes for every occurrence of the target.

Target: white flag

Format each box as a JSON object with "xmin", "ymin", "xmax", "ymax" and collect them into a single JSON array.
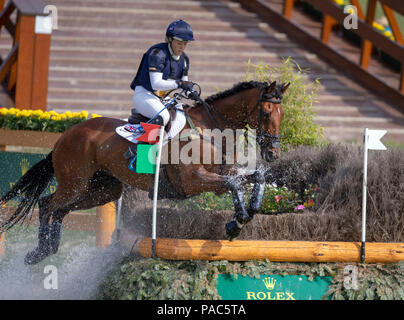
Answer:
[{"xmin": 366, "ymin": 129, "xmax": 386, "ymax": 150}]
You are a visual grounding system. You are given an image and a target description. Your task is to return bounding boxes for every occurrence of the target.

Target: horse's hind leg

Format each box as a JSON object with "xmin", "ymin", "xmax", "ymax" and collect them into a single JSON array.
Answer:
[
  {"xmin": 50, "ymin": 172, "xmax": 123, "ymax": 250},
  {"xmin": 25, "ymin": 167, "xmax": 97, "ymax": 265},
  {"xmin": 24, "ymin": 194, "xmax": 61, "ymax": 265},
  {"xmin": 25, "ymin": 172, "xmax": 123, "ymax": 265}
]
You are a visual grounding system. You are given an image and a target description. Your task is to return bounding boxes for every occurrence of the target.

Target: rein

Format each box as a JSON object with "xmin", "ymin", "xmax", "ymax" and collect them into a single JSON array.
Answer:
[
  {"xmin": 257, "ymin": 86, "xmax": 282, "ymax": 150},
  {"xmin": 171, "ymin": 83, "xmax": 283, "ymax": 169},
  {"xmin": 194, "ymin": 84, "xmax": 283, "ymax": 149}
]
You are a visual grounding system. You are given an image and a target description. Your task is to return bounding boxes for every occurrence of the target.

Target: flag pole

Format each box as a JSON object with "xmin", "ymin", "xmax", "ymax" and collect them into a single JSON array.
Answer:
[
  {"xmin": 361, "ymin": 128, "xmax": 368, "ymax": 263},
  {"xmin": 361, "ymin": 128, "xmax": 387, "ymax": 263},
  {"xmin": 115, "ymin": 195, "xmax": 122, "ymax": 242},
  {"xmin": 152, "ymin": 125, "xmax": 165, "ymax": 258}
]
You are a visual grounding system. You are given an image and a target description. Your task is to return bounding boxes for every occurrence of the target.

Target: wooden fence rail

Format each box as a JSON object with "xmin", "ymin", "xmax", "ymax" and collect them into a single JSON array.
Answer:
[
  {"xmin": 301, "ymin": 0, "xmax": 404, "ymax": 91},
  {"xmin": 236, "ymin": 0, "xmax": 404, "ymax": 111},
  {"xmin": 0, "ymin": 0, "xmax": 51, "ymax": 110},
  {"xmin": 139, "ymin": 238, "xmax": 404, "ymax": 263}
]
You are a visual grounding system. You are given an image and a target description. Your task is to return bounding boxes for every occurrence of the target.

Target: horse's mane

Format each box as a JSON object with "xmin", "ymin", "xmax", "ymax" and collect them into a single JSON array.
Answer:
[{"xmin": 204, "ymin": 81, "xmax": 266, "ymax": 104}]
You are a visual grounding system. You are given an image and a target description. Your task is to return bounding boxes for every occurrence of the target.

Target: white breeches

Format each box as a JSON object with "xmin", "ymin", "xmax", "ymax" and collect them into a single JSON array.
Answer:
[
  {"xmin": 133, "ymin": 85, "xmax": 186, "ymax": 139},
  {"xmin": 133, "ymin": 85, "xmax": 170, "ymax": 125}
]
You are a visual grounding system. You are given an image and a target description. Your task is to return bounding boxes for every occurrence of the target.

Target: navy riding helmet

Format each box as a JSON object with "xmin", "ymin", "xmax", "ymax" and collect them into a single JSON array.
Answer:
[{"xmin": 166, "ymin": 20, "xmax": 194, "ymax": 42}]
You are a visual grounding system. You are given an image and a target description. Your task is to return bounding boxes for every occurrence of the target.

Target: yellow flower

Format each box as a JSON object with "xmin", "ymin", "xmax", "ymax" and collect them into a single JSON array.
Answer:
[
  {"xmin": 33, "ymin": 109, "xmax": 44, "ymax": 116},
  {"xmin": 91, "ymin": 113, "xmax": 102, "ymax": 118},
  {"xmin": 64, "ymin": 111, "xmax": 73, "ymax": 119},
  {"xmin": 0, "ymin": 108, "xmax": 7, "ymax": 115},
  {"xmin": 39, "ymin": 113, "xmax": 51, "ymax": 120},
  {"xmin": 80, "ymin": 110, "xmax": 89, "ymax": 119},
  {"xmin": 21, "ymin": 110, "xmax": 30, "ymax": 117}
]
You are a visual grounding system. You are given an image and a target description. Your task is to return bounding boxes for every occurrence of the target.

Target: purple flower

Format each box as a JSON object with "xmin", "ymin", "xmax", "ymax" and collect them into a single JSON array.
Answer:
[{"xmin": 295, "ymin": 204, "xmax": 305, "ymax": 211}]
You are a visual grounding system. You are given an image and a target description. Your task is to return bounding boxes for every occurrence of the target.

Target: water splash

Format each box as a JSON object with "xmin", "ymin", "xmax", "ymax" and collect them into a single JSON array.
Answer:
[{"xmin": 0, "ymin": 241, "xmax": 126, "ymax": 300}]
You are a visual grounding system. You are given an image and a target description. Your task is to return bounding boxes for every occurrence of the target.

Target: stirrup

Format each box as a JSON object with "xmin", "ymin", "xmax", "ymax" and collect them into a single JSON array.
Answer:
[
  {"xmin": 124, "ymin": 147, "xmax": 135, "ymax": 160},
  {"xmin": 124, "ymin": 143, "xmax": 137, "ymax": 160},
  {"xmin": 149, "ymin": 115, "xmax": 164, "ymax": 126}
]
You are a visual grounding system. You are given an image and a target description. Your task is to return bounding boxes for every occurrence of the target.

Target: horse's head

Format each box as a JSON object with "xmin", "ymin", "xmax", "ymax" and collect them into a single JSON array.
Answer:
[
  {"xmin": 256, "ymin": 81, "xmax": 289, "ymax": 162},
  {"xmin": 195, "ymin": 80, "xmax": 289, "ymax": 162}
]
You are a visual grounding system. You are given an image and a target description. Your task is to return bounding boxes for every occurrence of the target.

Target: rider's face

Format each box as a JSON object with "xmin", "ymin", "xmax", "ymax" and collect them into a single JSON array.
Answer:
[{"xmin": 171, "ymin": 39, "xmax": 188, "ymax": 56}]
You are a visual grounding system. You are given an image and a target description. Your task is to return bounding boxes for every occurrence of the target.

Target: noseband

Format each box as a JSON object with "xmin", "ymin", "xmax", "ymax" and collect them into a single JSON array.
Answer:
[
  {"xmin": 256, "ymin": 85, "xmax": 282, "ymax": 149},
  {"xmin": 194, "ymin": 84, "xmax": 282, "ymax": 149}
]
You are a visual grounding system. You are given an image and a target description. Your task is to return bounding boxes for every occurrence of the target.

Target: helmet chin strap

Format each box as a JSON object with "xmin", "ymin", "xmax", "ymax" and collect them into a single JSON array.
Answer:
[{"xmin": 166, "ymin": 37, "xmax": 180, "ymax": 61}]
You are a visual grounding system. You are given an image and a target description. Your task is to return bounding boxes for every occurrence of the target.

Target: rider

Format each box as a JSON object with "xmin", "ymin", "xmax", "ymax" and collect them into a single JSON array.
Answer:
[{"xmin": 129, "ymin": 19, "xmax": 194, "ymax": 140}]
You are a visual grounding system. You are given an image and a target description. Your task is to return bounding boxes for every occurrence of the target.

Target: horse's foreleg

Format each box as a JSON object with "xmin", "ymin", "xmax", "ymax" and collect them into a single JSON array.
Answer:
[
  {"xmin": 224, "ymin": 170, "xmax": 266, "ymax": 241},
  {"xmin": 224, "ymin": 176, "xmax": 251, "ymax": 241},
  {"xmin": 247, "ymin": 170, "xmax": 266, "ymax": 217},
  {"xmin": 188, "ymin": 166, "xmax": 250, "ymax": 240},
  {"xmin": 227, "ymin": 169, "xmax": 266, "ymax": 238}
]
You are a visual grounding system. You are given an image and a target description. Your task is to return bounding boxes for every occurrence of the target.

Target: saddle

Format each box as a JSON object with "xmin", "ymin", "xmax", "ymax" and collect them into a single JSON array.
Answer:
[
  {"xmin": 122, "ymin": 106, "xmax": 183, "ymax": 161},
  {"xmin": 127, "ymin": 107, "xmax": 176, "ymax": 133}
]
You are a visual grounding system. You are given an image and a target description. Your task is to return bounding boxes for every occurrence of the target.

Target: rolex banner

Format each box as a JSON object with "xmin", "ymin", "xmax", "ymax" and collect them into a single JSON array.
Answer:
[
  {"xmin": 217, "ymin": 274, "xmax": 332, "ymax": 300},
  {"xmin": 0, "ymin": 152, "xmax": 57, "ymax": 197}
]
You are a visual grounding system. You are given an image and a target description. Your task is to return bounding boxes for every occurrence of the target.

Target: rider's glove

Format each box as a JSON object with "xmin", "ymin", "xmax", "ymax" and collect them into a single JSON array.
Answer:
[
  {"xmin": 177, "ymin": 80, "xmax": 194, "ymax": 92},
  {"xmin": 187, "ymin": 90, "xmax": 200, "ymax": 101}
]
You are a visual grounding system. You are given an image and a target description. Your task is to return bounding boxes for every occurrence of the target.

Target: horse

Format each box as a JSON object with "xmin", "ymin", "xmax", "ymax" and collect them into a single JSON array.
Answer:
[{"xmin": 0, "ymin": 80, "xmax": 289, "ymax": 265}]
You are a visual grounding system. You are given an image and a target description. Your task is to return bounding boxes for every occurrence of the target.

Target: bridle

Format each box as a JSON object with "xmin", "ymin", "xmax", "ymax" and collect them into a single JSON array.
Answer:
[
  {"xmin": 256, "ymin": 83, "xmax": 282, "ymax": 150},
  {"xmin": 194, "ymin": 83, "xmax": 283, "ymax": 150}
]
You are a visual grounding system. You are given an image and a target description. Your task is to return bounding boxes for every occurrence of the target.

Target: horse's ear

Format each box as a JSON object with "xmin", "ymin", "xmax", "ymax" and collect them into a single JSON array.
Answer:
[
  {"xmin": 281, "ymin": 82, "xmax": 290, "ymax": 94},
  {"xmin": 268, "ymin": 81, "xmax": 277, "ymax": 92}
]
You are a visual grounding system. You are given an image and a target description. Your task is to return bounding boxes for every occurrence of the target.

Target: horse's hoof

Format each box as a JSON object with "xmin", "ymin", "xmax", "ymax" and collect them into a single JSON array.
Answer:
[
  {"xmin": 238, "ymin": 212, "xmax": 253, "ymax": 224},
  {"xmin": 247, "ymin": 208, "xmax": 256, "ymax": 220},
  {"xmin": 24, "ymin": 247, "xmax": 50, "ymax": 265},
  {"xmin": 225, "ymin": 220, "xmax": 241, "ymax": 241}
]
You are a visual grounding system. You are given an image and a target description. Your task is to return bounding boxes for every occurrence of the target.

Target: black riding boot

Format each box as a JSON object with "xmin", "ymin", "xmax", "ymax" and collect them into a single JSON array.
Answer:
[
  {"xmin": 24, "ymin": 221, "xmax": 62, "ymax": 265},
  {"xmin": 124, "ymin": 115, "xmax": 164, "ymax": 160}
]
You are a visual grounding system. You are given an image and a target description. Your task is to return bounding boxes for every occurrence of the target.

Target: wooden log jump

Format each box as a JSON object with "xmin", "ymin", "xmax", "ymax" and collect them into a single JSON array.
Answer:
[{"xmin": 138, "ymin": 238, "xmax": 404, "ymax": 263}]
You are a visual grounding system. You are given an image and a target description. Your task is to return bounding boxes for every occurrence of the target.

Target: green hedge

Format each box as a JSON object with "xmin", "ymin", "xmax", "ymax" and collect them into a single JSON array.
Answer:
[
  {"xmin": 243, "ymin": 57, "xmax": 326, "ymax": 149},
  {"xmin": 96, "ymin": 258, "xmax": 404, "ymax": 300}
]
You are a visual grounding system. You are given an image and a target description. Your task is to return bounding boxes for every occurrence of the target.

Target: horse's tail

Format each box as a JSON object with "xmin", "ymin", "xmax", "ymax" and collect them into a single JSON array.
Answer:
[{"xmin": 0, "ymin": 152, "xmax": 54, "ymax": 232}]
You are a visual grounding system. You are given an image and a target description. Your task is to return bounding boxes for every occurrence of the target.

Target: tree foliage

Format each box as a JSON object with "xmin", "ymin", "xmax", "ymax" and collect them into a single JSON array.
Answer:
[{"xmin": 243, "ymin": 57, "xmax": 326, "ymax": 149}]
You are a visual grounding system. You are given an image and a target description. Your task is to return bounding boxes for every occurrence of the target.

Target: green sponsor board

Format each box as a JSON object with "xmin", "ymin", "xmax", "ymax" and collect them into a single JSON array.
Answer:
[
  {"xmin": 0, "ymin": 152, "xmax": 57, "ymax": 197},
  {"xmin": 217, "ymin": 274, "xmax": 332, "ymax": 300}
]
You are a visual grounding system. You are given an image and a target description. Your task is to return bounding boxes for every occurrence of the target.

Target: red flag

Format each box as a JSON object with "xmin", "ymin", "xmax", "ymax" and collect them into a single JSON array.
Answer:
[{"xmin": 136, "ymin": 122, "xmax": 162, "ymax": 144}]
